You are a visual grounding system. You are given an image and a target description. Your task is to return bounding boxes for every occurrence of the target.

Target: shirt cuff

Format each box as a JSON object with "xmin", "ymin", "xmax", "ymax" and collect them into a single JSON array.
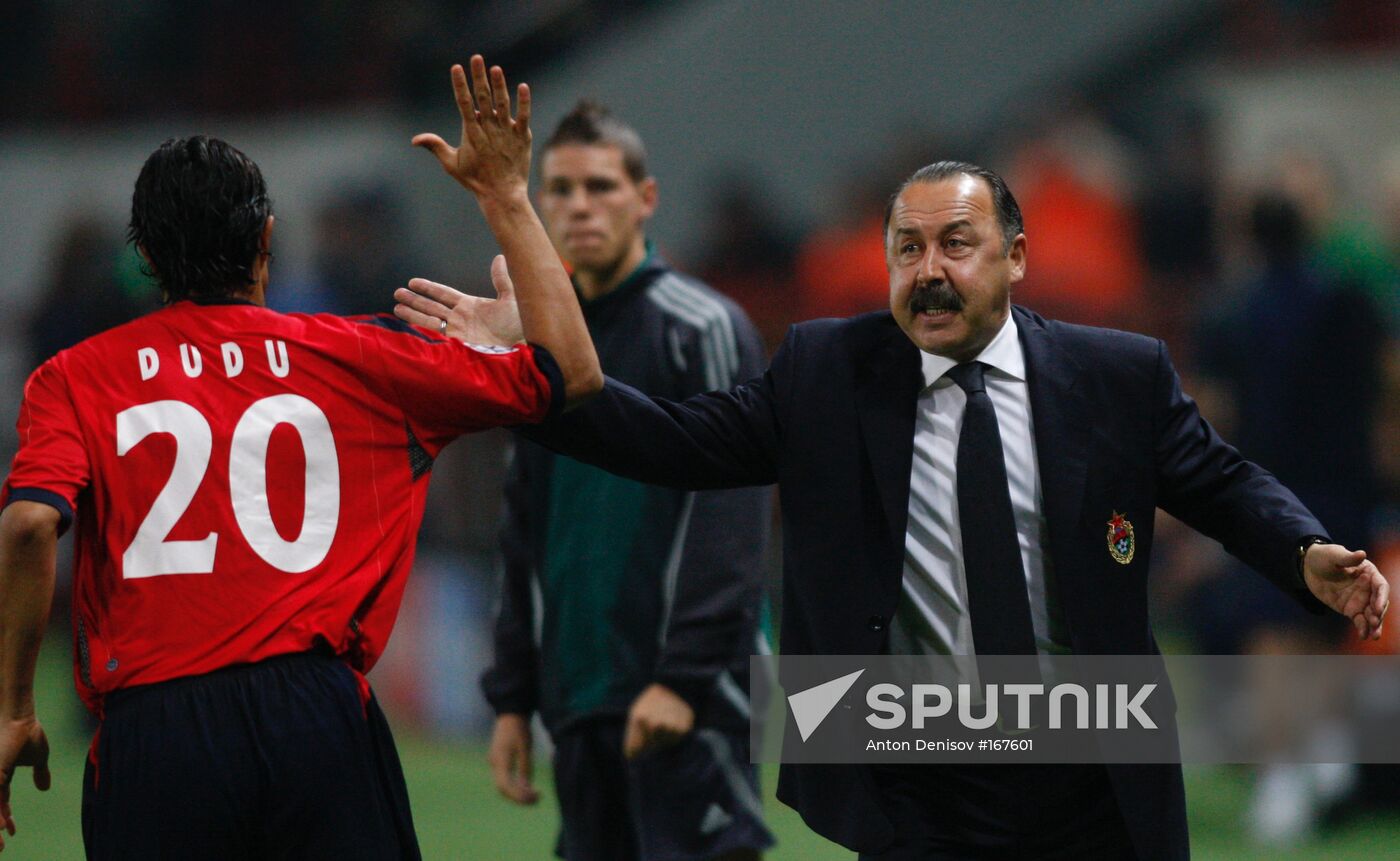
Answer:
[
  {"xmin": 653, "ymin": 671, "xmax": 715, "ymax": 715},
  {"xmin": 485, "ymin": 694, "xmax": 537, "ymax": 720},
  {"xmin": 2, "ymin": 487, "xmax": 74, "ymax": 536},
  {"xmin": 527, "ymin": 343, "xmax": 567, "ymax": 421}
]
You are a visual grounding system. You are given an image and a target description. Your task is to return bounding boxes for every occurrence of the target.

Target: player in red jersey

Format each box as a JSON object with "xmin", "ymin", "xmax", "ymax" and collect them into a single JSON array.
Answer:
[{"xmin": 0, "ymin": 56, "xmax": 600, "ymax": 858}]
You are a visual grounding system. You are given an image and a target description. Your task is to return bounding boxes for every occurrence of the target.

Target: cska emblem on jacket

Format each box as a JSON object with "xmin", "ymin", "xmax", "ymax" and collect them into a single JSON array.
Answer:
[{"xmin": 1107, "ymin": 511, "xmax": 1136, "ymax": 565}]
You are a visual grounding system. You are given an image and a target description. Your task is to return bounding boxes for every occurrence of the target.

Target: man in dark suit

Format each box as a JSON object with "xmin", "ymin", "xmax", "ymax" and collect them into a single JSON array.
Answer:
[{"xmin": 397, "ymin": 161, "xmax": 1388, "ymax": 860}]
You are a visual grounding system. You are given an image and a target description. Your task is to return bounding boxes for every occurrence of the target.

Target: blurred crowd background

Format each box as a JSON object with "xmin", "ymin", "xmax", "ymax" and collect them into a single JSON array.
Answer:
[{"xmin": 1, "ymin": 0, "xmax": 1398, "ymax": 853}]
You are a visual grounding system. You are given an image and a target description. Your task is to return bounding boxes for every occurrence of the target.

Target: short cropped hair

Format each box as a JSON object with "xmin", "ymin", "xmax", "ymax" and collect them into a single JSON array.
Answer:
[
  {"xmin": 543, "ymin": 100, "xmax": 649, "ymax": 182},
  {"xmin": 884, "ymin": 160, "xmax": 1024, "ymax": 252},
  {"xmin": 128, "ymin": 136, "xmax": 273, "ymax": 303}
]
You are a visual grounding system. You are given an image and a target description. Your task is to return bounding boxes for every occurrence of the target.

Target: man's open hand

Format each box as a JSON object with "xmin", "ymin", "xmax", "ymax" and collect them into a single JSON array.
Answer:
[
  {"xmin": 1303, "ymin": 543, "xmax": 1389, "ymax": 640},
  {"xmin": 0, "ymin": 716, "xmax": 50, "ymax": 852},
  {"xmin": 413, "ymin": 55, "xmax": 532, "ymax": 200},
  {"xmin": 395, "ymin": 255, "xmax": 524, "ymax": 347}
]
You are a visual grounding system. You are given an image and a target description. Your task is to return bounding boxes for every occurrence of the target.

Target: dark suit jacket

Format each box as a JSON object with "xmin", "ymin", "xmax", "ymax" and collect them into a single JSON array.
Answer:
[{"xmin": 522, "ymin": 305, "xmax": 1327, "ymax": 859}]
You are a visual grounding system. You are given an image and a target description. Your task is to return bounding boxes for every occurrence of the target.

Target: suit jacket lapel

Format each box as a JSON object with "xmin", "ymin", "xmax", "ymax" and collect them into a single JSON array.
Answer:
[
  {"xmin": 854, "ymin": 317, "xmax": 922, "ymax": 560},
  {"xmin": 1015, "ymin": 306, "xmax": 1092, "ymax": 603}
]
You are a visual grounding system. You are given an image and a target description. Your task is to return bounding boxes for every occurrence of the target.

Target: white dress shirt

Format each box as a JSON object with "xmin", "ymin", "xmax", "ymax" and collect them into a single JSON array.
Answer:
[{"xmin": 887, "ymin": 313, "xmax": 1073, "ymax": 657}]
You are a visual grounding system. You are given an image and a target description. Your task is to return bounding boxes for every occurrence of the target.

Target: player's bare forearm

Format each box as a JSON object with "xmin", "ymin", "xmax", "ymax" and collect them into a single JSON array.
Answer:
[
  {"xmin": 0, "ymin": 503, "xmax": 59, "ymax": 721},
  {"xmin": 0, "ymin": 502, "xmax": 58, "ymax": 850},
  {"xmin": 477, "ymin": 190, "xmax": 602, "ymax": 408}
]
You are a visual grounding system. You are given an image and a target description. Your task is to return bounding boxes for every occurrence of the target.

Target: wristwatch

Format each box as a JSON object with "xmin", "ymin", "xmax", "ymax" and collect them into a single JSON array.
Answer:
[{"xmin": 1295, "ymin": 535, "xmax": 1329, "ymax": 586}]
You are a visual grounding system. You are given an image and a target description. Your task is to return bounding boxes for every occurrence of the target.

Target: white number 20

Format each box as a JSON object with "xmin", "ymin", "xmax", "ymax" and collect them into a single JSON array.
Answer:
[{"xmin": 116, "ymin": 395, "xmax": 341, "ymax": 579}]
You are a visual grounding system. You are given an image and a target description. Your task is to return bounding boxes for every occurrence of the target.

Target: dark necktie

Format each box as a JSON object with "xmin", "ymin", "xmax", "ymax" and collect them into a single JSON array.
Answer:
[{"xmin": 945, "ymin": 361, "xmax": 1038, "ymax": 657}]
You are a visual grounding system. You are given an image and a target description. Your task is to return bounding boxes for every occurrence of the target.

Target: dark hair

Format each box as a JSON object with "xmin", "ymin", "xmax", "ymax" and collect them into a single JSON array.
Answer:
[
  {"xmin": 543, "ymin": 99, "xmax": 649, "ymax": 182},
  {"xmin": 128, "ymin": 136, "xmax": 273, "ymax": 303},
  {"xmin": 884, "ymin": 160, "xmax": 1024, "ymax": 252}
]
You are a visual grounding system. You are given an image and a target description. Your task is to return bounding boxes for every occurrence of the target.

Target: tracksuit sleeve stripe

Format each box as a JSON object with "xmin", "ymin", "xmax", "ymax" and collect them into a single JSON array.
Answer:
[{"xmin": 647, "ymin": 276, "xmax": 743, "ymax": 388}]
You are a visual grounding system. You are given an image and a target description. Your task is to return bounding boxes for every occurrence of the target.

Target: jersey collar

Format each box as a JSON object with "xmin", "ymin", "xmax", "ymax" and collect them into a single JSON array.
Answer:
[
  {"xmin": 574, "ymin": 241, "xmax": 665, "ymax": 311},
  {"xmin": 185, "ymin": 296, "xmax": 259, "ymax": 307}
]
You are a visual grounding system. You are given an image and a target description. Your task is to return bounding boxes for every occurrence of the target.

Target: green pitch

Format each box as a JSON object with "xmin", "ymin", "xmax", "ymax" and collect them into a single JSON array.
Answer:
[{"xmin": 12, "ymin": 638, "xmax": 1400, "ymax": 859}]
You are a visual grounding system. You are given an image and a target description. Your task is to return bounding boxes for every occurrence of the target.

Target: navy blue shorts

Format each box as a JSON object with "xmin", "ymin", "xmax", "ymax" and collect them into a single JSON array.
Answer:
[
  {"xmin": 551, "ymin": 719, "xmax": 774, "ymax": 861},
  {"xmin": 82, "ymin": 651, "xmax": 420, "ymax": 861}
]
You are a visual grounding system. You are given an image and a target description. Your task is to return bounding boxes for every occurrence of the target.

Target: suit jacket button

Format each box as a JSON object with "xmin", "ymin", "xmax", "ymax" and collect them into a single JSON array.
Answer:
[{"xmin": 867, "ymin": 615, "xmax": 885, "ymax": 632}]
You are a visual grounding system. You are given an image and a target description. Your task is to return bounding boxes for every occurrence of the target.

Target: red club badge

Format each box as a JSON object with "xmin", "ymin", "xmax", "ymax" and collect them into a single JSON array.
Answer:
[{"xmin": 1107, "ymin": 511, "xmax": 1136, "ymax": 565}]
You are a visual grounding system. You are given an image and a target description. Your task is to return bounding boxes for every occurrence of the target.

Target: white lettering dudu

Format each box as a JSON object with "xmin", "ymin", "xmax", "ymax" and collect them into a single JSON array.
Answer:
[
  {"xmin": 265, "ymin": 340, "xmax": 290, "ymax": 378},
  {"xmin": 138, "ymin": 348, "xmax": 160, "ymax": 381},
  {"xmin": 116, "ymin": 395, "xmax": 341, "ymax": 578},
  {"xmin": 179, "ymin": 344, "xmax": 202, "ymax": 378},
  {"xmin": 221, "ymin": 343, "xmax": 244, "ymax": 377},
  {"xmin": 135, "ymin": 340, "xmax": 288, "ymax": 381}
]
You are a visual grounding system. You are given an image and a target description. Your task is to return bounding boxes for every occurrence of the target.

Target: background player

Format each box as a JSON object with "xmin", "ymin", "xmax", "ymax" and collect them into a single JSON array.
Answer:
[
  {"xmin": 399, "ymin": 100, "xmax": 773, "ymax": 861},
  {"xmin": 0, "ymin": 55, "xmax": 599, "ymax": 858}
]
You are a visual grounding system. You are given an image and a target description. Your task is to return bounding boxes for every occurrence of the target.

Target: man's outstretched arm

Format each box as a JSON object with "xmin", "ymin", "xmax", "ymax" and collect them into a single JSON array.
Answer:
[
  {"xmin": 396, "ymin": 274, "xmax": 787, "ymax": 491},
  {"xmin": 0, "ymin": 501, "xmax": 58, "ymax": 852},
  {"xmin": 1151, "ymin": 340, "xmax": 1388, "ymax": 638},
  {"xmin": 409, "ymin": 55, "xmax": 602, "ymax": 409}
]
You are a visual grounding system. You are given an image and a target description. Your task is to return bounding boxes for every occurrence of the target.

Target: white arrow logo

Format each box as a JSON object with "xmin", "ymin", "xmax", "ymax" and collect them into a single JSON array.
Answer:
[{"xmin": 788, "ymin": 669, "xmax": 865, "ymax": 742}]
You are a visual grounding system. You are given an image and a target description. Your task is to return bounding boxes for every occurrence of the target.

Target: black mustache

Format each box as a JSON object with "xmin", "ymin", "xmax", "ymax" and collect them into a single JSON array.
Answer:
[{"xmin": 909, "ymin": 283, "xmax": 963, "ymax": 314}]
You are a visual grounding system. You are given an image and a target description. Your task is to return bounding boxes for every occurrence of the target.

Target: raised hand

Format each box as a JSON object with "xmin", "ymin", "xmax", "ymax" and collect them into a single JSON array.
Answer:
[
  {"xmin": 1303, "ymin": 543, "xmax": 1390, "ymax": 640},
  {"xmin": 413, "ymin": 55, "xmax": 532, "ymax": 199},
  {"xmin": 394, "ymin": 255, "xmax": 524, "ymax": 348},
  {"xmin": 405, "ymin": 56, "xmax": 601, "ymax": 408}
]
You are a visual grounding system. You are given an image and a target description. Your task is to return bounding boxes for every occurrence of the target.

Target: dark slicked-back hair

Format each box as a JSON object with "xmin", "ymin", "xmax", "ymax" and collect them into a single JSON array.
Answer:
[
  {"xmin": 543, "ymin": 99, "xmax": 649, "ymax": 182},
  {"xmin": 884, "ymin": 160, "xmax": 1024, "ymax": 253},
  {"xmin": 128, "ymin": 135, "xmax": 273, "ymax": 303}
]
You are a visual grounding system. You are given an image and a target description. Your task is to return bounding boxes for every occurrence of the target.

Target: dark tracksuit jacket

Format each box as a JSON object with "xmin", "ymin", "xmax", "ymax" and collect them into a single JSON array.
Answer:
[{"xmin": 481, "ymin": 252, "xmax": 771, "ymax": 736}]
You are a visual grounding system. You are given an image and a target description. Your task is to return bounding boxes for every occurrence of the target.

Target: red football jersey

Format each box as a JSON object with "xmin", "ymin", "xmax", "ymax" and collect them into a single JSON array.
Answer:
[{"xmin": 1, "ymin": 299, "xmax": 559, "ymax": 713}]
